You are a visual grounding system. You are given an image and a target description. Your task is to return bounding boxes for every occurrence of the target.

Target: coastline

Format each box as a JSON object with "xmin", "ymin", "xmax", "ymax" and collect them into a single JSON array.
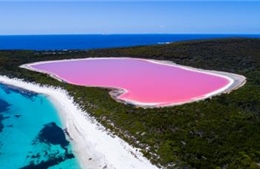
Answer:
[
  {"xmin": 21, "ymin": 57, "xmax": 247, "ymax": 108},
  {"xmin": 0, "ymin": 75, "xmax": 158, "ymax": 169}
]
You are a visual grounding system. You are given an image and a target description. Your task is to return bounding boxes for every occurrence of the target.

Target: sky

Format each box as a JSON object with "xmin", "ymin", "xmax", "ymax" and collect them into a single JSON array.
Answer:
[{"xmin": 0, "ymin": 1, "xmax": 259, "ymax": 35}]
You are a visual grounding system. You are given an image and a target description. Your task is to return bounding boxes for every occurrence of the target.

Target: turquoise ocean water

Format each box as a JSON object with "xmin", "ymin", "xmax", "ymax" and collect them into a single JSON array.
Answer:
[{"xmin": 0, "ymin": 84, "xmax": 80, "ymax": 169}]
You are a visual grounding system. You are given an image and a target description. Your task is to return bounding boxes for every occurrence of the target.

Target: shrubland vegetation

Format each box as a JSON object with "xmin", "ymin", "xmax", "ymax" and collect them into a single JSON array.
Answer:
[{"xmin": 1, "ymin": 38, "xmax": 260, "ymax": 168}]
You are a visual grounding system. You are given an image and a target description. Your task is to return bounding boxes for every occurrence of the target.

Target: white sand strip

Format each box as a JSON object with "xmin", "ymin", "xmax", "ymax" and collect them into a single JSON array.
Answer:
[
  {"xmin": 0, "ymin": 76, "xmax": 158, "ymax": 169},
  {"xmin": 21, "ymin": 57, "xmax": 247, "ymax": 108}
]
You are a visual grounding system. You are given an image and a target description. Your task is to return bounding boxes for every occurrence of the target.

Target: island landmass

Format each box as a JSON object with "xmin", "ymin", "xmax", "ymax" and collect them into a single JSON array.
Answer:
[{"xmin": 1, "ymin": 38, "xmax": 260, "ymax": 168}]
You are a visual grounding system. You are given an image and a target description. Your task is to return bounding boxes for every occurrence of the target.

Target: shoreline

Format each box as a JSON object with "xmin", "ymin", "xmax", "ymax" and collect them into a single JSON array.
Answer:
[
  {"xmin": 21, "ymin": 57, "xmax": 247, "ymax": 108},
  {"xmin": 0, "ymin": 76, "xmax": 158, "ymax": 169}
]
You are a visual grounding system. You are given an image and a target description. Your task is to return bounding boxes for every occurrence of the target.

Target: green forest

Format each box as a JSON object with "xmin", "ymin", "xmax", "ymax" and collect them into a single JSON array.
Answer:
[{"xmin": 1, "ymin": 38, "xmax": 260, "ymax": 169}]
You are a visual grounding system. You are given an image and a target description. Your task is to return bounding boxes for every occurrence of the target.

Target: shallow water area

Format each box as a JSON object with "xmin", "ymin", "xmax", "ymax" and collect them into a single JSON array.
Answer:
[{"xmin": 0, "ymin": 84, "xmax": 80, "ymax": 169}]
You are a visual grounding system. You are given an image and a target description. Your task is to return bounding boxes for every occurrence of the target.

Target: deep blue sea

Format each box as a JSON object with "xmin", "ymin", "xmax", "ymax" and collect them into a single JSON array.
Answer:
[
  {"xmin": 0, "ymin": 34, "xmax": 259, "ymax": 50},
  {"xmin": 0, "ymin": 34, "xmax": 260, "ymax": 168}
]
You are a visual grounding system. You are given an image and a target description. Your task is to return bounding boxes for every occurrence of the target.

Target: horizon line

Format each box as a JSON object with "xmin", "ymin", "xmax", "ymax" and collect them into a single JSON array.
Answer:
[{"xmin": 1, "ymin": 33, "xmax": 260, "ymax": 36}]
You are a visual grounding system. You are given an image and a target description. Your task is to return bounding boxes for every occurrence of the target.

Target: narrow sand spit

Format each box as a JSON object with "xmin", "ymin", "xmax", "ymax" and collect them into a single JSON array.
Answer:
[
  {"xmin": 0, "ymin": 76, "xmax": 158, "ymax": 169},
  {"xmin": 21, "ymin": 57, "xmax": 247, "ymax": 108}
]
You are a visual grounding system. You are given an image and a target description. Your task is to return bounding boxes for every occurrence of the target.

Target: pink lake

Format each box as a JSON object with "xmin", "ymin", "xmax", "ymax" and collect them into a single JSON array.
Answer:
[{"xmin": 28, "ymin": 58, "xmax": 232, "ymax": 107}]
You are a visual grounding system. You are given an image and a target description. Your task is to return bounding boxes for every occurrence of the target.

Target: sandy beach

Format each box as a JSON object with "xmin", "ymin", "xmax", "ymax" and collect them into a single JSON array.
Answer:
[
  {"xmin": 0, "ymin": 76, "xmax": 158, "ymax": 169},
  {"xmin": 21, "ymin": 57, "xmax": 247, "ymax": 108}
]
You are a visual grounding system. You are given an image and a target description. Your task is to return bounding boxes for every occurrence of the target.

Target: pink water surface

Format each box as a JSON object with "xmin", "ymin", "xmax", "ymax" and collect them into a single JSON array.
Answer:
[{"xmin": 29, "ymin": 58, "xmax": 231, "ymax": 106}]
